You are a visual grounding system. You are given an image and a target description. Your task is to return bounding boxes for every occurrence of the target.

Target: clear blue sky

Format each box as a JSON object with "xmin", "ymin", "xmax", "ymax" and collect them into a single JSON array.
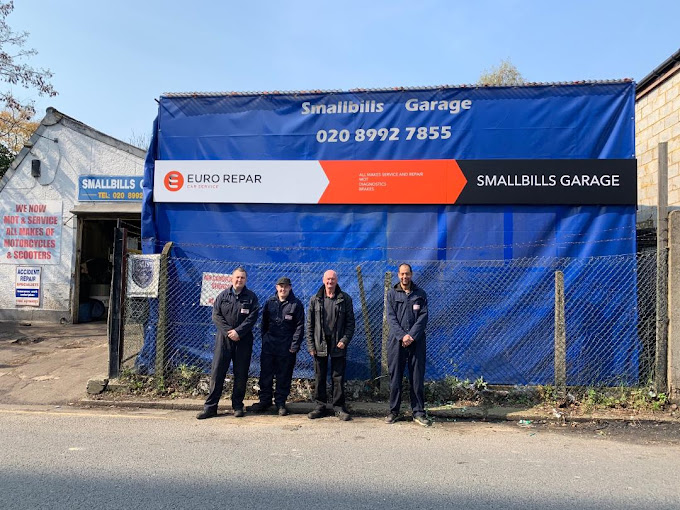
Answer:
[{"xmin": 9, "ymin": 0, "xmax": 680, "ymax": 145}]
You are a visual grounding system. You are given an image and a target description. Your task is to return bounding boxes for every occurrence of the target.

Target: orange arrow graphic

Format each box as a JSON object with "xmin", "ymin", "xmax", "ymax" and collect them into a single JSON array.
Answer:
[{"xmin": 318, "ymin": 159, "xmax": 467, "ymax": 204}]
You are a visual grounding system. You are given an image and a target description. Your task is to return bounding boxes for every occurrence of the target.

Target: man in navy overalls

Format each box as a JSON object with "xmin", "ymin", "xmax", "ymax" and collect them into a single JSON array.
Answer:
[
  {"xmin": 197, "ymin": 267, "xmax": 260, "ymax": 419},
  {"xmin": 385, "ymin": 263, "xmax": 430, "ymax": 426},
  {"xmin": 249, "ymin": 276, "xmax": 304, "ymax": 416}
]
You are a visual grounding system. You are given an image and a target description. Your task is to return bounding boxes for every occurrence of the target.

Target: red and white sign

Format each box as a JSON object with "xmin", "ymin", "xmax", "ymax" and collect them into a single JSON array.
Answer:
[
  {"xmin": 154, "ymin": 160, "xmax": 466, "ymax": 204},
  {"xmin": 15, "ymin": 266, "xmax": 41, "ymax": 307},
  {"xmin": 0, "ymin": 201, "xmax": 62, "ymax": 264},
  {"xmin": 200, "ymin": 272, "xmax": 232, "ymax": 306}
]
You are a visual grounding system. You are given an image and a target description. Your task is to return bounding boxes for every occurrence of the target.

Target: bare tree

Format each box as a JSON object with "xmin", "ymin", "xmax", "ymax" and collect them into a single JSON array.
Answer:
[
  {"xmin": 0, "ymin": 1, "xmax": 57, "ymax": 116},
  {"xmin": 478, "ymin": 58, "xmax": 525, "ymax": 86},
  {"xmin": 127, "ymin": 129, "xmax": 151, "ymax": 151}
]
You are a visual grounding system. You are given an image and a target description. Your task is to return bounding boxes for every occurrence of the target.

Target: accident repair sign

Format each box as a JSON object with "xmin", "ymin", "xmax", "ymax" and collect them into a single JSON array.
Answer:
[{"xmin": 15, "ymin": 266, "xmax": 41, "ymax": 306}]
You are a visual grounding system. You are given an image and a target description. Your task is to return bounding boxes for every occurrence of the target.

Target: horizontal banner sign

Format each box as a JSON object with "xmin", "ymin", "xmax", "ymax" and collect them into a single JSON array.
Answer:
[
  {"xmin": 78, "ymin": 175, "xmax": 144, "ymax": 201},
  {"xmin": 154, "ymin": 159, "xmax": 636, "ymax": 205}
]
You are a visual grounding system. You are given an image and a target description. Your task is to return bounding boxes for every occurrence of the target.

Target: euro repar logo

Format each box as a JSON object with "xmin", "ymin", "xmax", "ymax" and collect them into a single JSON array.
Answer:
[{"xmin": 164, "ymin": 171, "xmax": 184, "ymax": 192}]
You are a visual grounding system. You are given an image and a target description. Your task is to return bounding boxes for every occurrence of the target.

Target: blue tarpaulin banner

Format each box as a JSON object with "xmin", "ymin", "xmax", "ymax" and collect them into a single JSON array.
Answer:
[{"xmin": 138, "ymin": 82, "xmax": 638, "ymax": 384}]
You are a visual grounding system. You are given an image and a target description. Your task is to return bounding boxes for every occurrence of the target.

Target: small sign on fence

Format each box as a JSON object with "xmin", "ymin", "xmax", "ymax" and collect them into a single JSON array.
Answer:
[
  {"xmin": 127, "ymin": 255, "xmax": 160, "ymax": 298},
  {"xmin": 200, "ymin": 272, "xmax": 232, "ymax": 306}
]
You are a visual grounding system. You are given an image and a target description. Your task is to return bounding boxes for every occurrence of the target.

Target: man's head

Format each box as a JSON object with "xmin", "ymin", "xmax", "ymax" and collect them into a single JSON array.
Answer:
[
  {"xmin": 398, "ymin": 263, "xmax": 412, "ymax": 290},
  {"xmin": 323, "ymin": 270, "xmax": 338, "ymax": 296},
  {"xmin": 276, "ymin": 276, "xmax": 292, "ymax": 301},
  {"xmin": 232, "ymin": 267, "xmax": 247, "ymax": 292}
]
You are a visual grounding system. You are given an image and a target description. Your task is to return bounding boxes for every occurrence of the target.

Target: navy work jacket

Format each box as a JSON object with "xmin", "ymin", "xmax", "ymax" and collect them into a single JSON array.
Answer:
[
  {"xmin": 261, "ymin": 291, "xmax": 305, "ymax": 356},
  {"xmin": 386, "ymin": 282, "xmax": 428, "ymax": 344},
  {"xmin": 212, "ymin": 286, "xmax": 260, "ymax": 344}
]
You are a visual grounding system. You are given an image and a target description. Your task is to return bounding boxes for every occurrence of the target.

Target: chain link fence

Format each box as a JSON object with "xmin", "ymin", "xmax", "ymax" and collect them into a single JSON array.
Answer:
[{"xmin": 121, "ymin": 247, "xmax": 660, "ymax": 389}]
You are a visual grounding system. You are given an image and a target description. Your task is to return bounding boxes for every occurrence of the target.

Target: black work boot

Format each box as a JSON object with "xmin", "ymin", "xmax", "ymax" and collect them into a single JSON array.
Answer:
[
  {"xmin": 196, "ymin": 409, "xmax": 217, "ymax": 420},
  {"xmin": 335, "ymin": 408, "xmax": 351, "ymax": 421},
  {"xmin": 307, "ymin": 406, "xmax": 327, "ymax": 419},
  {"xmin": 248, "ymin": 402, "xmax": 272, "ymax": 413}
]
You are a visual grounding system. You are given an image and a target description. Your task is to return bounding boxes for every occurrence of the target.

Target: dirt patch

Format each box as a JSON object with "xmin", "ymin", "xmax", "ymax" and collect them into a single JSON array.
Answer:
[
  {"xmin": 11, "ymin": 337, "xmax": 46, "ymax": 345},
  {"xmin": 522, "ymin": 419, "xmax": 680, "ymax": 446}
]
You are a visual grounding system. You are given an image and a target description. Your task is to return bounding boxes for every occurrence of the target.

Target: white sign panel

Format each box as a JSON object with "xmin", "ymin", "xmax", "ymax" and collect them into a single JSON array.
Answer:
[
  {"xmin": 15, "ymin": 266, "xmax": 41, "ymax": 306},
  {"xmin": 154, "ymin": 160, "xmax": 329, "ymax": 204},
  {"xmin": 200, "ymin": 272, "xmax": 232, "ymax": 306},
  {"xmin": 0, "ymin": 200, "xmax": 62, "ymax": 264},
  {"xmin": 127, "ymin": 255, "xmax": 160, "ymax": 298}
]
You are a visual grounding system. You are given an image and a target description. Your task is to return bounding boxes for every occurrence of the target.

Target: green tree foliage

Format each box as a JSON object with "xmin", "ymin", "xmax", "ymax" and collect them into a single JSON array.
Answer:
[
  {"xmin": 478, "ymin": 58, "xmax": 525, "ymax": 86},
  {"xmin": 0, "ymin": 142, "xmax": 13, "ymax": 178},
  {"xmin": 0, "ymin": 1, "xmax": 57, "ymax": 115}
]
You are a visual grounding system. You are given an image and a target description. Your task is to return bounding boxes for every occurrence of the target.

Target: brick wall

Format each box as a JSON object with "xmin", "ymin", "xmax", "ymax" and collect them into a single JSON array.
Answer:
[{"xmin": 636, "ymin": 67, "xmax": 680, "ymax": 205}]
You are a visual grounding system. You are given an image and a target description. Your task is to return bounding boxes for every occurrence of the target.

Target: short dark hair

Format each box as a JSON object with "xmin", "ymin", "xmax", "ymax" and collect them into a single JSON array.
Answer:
[
  {"xmin": 398, "ymin": 263, "xmax": 412, "ymax": 273},
  {"xmin": 233, "ymin": 266, "xmax": 247, "ymax": 276}
]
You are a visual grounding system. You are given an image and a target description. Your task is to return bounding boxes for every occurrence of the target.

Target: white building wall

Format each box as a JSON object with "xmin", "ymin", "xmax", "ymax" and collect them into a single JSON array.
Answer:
[{"xmin": 0, "ymin": 115, "xmax": 144, "ymax": 321}]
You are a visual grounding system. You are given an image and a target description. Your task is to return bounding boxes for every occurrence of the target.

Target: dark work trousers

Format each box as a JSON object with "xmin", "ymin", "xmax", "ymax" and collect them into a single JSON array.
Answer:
[
  {"xmin": 313, "ymin": 355, "xmax": 346, "ymax": 411},
  {"xmin": 204, "ymin": 336, "xmax": 253, "ymax": 412},
  {"xmin": 258, "ymin": 351, "xmax": 297, "ymax": 407},
  {"xmin": 387, "ymin": 337, "xmax": 426, "ymax": 416}
]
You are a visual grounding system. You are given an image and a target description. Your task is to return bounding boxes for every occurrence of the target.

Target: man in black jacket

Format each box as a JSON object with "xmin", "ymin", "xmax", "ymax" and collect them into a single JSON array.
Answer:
[
  {"xmin": 385, "ymin": 263, "xmax": 430, "ymax": 426},
  {"xmin": 197, "ymin": 267, "xmax": 260, "ymax": 419},
  {"xmin": 249, "ymin": 277, "xmax": 304, "ymax": 416},
  {"xmin": 306, "ymin": 269, "xmax": 355, "ymax": 421}
]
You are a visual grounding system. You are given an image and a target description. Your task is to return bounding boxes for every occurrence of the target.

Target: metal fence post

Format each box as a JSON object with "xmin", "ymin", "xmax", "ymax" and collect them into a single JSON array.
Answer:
[
  {"xmin": 380, "ymin": 271, "xmax": 392, "ymax": 395},
  {"xmin": 668, "ymin": 211, "xmax": 680, "ymax": 403},
  {"xmin": 356, "ymin": 265, "xmax": 378, "ymax": 382},
  {"xmin": 155, "ymin": 241, "xmax": 173, "ymax": 384},
  {"xmin": 656, "ymin": 142, "xmax": 669, "ymax": 394},
  {"xmin": 554, "ymin": 270, "xmax": 566, "ymax": 397},
  {"xmin": 108, "ymin": 225, "xmax": 127, "ymax": 379}
]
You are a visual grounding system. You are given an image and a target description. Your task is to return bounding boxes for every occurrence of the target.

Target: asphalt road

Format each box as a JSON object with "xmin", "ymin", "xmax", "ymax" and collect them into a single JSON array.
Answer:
[{"xmin": 1, "ymin": 405, "xmax": 678, "ymax": 510}]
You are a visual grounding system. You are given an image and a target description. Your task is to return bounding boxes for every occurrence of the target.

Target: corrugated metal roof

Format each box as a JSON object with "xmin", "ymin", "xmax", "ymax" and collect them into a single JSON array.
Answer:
[{"xmin": 162, "ymin": 79, "xmax": 633, "ymax": 98}]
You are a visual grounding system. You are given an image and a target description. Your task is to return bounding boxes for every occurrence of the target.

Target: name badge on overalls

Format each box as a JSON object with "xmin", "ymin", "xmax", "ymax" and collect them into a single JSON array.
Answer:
[
  {"xmin": 284, "ymin": 314, "xmax": 293, "ymax": 320},
  {"xmin": 241, "ymin": 308, "xmax": 250, "ymax": 314},
  {"xmin": 413, "ymin": 304, "xmax": 421, "ymax": 311}
]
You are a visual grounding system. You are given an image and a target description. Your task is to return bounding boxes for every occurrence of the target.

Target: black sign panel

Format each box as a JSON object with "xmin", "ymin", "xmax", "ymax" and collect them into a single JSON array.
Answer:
[{"xmin": 455, "ymin": 159, "xmax": 637, "ymax": 205}]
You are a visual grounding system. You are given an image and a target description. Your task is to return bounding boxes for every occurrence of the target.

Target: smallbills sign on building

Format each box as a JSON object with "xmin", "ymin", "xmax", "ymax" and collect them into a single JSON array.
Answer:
[
  {"xmin": 0, "ymin": 201, "xmax": 62, "ymax": 264},
  {"xmin": 78, "ymin": 175, "xmax": 144, "ymax": 201}
]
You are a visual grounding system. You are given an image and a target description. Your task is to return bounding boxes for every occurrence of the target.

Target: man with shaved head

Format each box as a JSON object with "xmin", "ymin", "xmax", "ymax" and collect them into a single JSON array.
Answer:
[
  {"xmin": 385, "ymin": 263, "xmax": 430, "ymax": 426},
  {"xmin": 306, "ymin": 269, "xmax": 355, "ymax": 421}
]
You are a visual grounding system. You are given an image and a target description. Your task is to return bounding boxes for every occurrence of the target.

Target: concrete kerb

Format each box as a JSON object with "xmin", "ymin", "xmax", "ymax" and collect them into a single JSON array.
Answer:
[{"xmin": 78, "ymin": 396, "xmax": 680, "ymax": 425}]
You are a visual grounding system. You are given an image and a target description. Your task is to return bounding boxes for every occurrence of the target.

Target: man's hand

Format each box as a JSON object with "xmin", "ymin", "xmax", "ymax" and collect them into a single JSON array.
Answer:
[
  {"xmin": 401, "ymin": 334, "xmax": 414, "ymax": 347},
  {"xmin": 337, "ymin": 341, "xmax": 346, "ymax": 350},
  {"xmin": 309, "ymin": 350, "xmax": 316, "ymax": 357},
  {"xmin": 227, "ymin": 329, "xmax": 240, "ymax": 341}
]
